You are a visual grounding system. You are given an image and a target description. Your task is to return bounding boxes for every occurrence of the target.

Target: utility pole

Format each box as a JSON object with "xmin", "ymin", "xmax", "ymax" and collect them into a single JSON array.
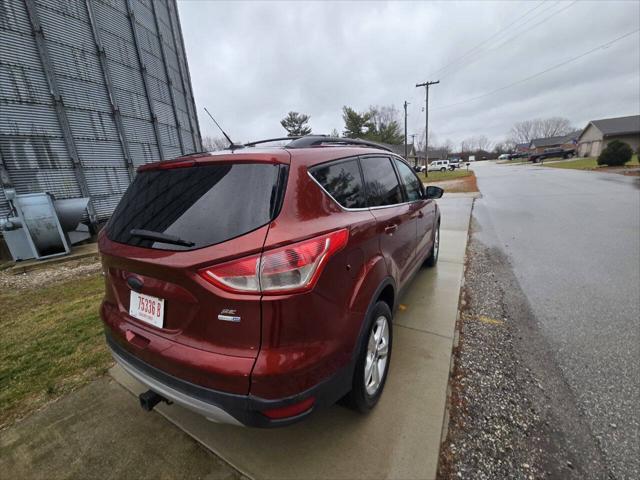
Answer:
[
  {"xmin": 416, "ymin": 80, "xmax": 440, "ymax": 170},
  {"xmin": 403, "ymin": 100, "xmax": 409, "ymax": 160},
  {"xmin": 409, "ymin": 133, "xmax": 417, "ymax": 167}
]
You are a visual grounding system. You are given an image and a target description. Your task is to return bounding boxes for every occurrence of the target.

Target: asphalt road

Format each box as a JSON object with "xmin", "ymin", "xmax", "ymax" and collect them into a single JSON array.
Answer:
[{"xmin": 472, "ymin": 162, "xmax": 639, "ymax": 479}]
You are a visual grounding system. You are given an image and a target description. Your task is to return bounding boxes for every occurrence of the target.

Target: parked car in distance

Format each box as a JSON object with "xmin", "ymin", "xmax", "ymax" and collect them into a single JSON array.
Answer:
[
  {"xmin": 99, "ymin": 136, "xmax": 443, "ymax": 427},
  {"xmin": 529, "ymin": 147, "xmax": 576, "ymax": 163},
  {"xmin": 427, "ymin": 159, "xmax": 451, "ymax": 172},
  {"xmin": 413, "ymin": 164, "xmax": 426, "ymax": 173},
  {"xmin": 509, "ymin": 152, "xmax": 529, "ymax": 159},
  {"xmin": 498, "ymin": 154, "xmax": 510, "ymax": 160}
]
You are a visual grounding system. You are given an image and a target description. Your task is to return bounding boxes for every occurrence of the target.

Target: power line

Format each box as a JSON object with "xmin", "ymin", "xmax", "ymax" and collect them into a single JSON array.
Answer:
[
  {"xmin": 438, "ymin": 0, "xmax": 579, "ymax": 80},
  {"xmin": 480, "ymin": 1, "xmax": 578, "ymax": 57},
  {"xmin": 432, "ymin": 28, "xmax": 640, "ymax": 111},
  {"xmin": 429, "ymin": 1, "xmax": 548, "ymax": 78}
]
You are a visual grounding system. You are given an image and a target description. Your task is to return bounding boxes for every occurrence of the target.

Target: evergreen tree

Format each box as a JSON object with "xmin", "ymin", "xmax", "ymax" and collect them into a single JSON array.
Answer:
[{"xmin": 280, "ymin": 112, "xmax": 312, "ymax": 137}]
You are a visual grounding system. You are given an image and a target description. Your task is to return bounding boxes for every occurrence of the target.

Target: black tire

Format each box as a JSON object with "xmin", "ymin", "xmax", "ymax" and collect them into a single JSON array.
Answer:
[
  {"xmin": 425, "ymin": 222, "xmax": 440, "ymax": 267},
  {"xmin": 345, "ymin": 301, "xmax": 393, "ymax": 413},
  {"xmin": 440, "ymin": 167, "xmax": 446, "ymax": 172}
]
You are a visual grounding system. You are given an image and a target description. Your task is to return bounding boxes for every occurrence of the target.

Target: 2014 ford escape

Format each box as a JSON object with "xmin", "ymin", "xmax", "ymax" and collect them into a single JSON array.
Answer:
[{"xmin": 99, "ymin": 136, "xmax": 443, "ymax": 427}]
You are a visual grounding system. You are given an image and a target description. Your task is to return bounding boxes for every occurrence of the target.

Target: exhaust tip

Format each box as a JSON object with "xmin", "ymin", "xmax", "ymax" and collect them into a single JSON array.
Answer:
[{"xmin": 139, "ymin": 389, "xmax": 168, "ymax": 412}]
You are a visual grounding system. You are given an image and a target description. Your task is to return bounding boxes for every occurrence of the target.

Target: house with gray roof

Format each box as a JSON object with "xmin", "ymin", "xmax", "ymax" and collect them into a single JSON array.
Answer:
[
  {"xmin": 380, "ymin": 142, "xmax": 416, "ymax": 161},
  {"xmin": 576, "ymin": 115, "xmax": 640, "ymax": 157},
  {"xmin": 529, "ymin": 130, "xmax": 581, "ymax": 153}
]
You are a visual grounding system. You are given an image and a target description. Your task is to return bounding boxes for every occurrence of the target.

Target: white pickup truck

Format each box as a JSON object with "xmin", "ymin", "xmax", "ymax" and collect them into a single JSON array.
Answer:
[{"xmin": 427, "ymin": 160, "xmax": 452, "ymax": 172}]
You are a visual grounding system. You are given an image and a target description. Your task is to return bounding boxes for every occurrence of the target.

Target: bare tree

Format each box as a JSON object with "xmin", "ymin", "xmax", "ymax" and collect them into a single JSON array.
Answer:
[
  {"xmin": 509, "ymin": 120, "xmax": 537, "ymax": 144},
  {"xmin": 202, "ymin": 135, "xmax": 229, "ymax": 151},
  {"xmin": 509, "ymin": 117, "xmax": 574, "ymax": 144},
  {"xmin": 441, "ymin": 138, "xmax": 454, "ymax": 156},
  {"xmin": 475, "ymin": 135, "xmax": 492, "ymax": 152},
  {"xmin": 329, "ymin": 128, "xmax": 341, "ymax": 138},
  {"xmin": 416, "ymin": 128, "xmax": 437, "ymax": 153},
  {"xmin": 537, "ymin": 117, "xmax": 573, "ymax": 138},
  {"xmin": 369, "ymin": 105, "xmax": 400, "ymax": 130}
]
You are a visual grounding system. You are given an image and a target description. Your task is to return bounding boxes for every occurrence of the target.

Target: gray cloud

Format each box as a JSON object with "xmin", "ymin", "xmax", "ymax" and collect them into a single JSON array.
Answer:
[{"xmin": 178, "ymin": 0, "xmax": 640, "ymax": 147}]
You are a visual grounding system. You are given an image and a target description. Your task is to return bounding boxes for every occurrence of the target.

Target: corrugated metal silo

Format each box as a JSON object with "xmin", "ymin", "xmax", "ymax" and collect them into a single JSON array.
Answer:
[{"xmin": 0, "ymin": 0, "xmax": 202, "ymax": 224}]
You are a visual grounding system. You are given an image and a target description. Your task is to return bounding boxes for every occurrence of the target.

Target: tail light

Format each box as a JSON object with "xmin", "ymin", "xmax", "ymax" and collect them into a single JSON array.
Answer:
[{"xmin": 199, "ymin": 228, "xmax": 349, "ymax": 295}]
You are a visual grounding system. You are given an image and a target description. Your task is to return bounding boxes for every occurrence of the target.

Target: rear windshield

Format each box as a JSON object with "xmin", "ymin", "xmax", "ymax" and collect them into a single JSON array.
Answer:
[{"xmin": 106, "ymin": 163, "xmax": 285, "ymax": 250}]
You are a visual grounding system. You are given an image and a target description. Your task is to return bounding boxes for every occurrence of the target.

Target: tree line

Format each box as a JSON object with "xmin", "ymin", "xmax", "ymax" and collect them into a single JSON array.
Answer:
[
  {"xmin": 278, "ymin": 106, "xmax": 405, "ymax": 144},
  {"xmin": 202, "ymin": 111, "xmax": 577, "ymax": 159}
]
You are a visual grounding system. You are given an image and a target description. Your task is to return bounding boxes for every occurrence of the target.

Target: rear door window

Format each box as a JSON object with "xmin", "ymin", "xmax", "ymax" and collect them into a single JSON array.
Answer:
[
  {"xmin": 107, "ymin": 163, "xmax": 284, "ymax": 250},
  {"xmin": 309, "ymin": 158, "xmax": 365, "ymax": 208},
  {"xmin": 360, "ymin": 156, "xmax": 403, "ymax": 207},
  {"xmin": 394, "ymin": 159, "xmax": 422, "ymax": 201}
]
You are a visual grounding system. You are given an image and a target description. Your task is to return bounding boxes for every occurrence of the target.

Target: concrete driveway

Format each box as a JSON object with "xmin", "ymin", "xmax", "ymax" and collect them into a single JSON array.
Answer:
[{"xmin": 112, "ymin": 194, "xmax": 474, "ymax": 480}]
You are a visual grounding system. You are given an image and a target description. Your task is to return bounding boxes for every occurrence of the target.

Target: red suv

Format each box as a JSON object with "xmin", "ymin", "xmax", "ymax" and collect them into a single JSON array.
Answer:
[{"xmin": 99, "ymin": 136, "xmax": 443, "ymax": 427}]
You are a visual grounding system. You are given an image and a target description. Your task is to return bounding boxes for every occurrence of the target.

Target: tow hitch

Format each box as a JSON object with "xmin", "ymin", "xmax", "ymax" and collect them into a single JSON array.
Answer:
[{"xmin": 139, "ymin": 390, "xmax": 171, "ymax": 412}]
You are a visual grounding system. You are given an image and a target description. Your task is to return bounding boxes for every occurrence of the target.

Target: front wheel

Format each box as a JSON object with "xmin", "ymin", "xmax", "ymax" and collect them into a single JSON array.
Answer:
[
  {"xmin": 345, "ymin": 301, "xmax": 393, "ymax": 413},
  {"xmin": 440, "ymin": 167, "xmax": 446, "ymax": 172},
  {"xmin": 425, "ymin": 223, "xmax": 440, "ymax": 267}
]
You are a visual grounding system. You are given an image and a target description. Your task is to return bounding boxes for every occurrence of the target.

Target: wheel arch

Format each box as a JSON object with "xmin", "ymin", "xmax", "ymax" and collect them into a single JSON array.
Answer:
[{"xmin": 350, "ymin": 276, "xmax": 396, "ymax": 363}]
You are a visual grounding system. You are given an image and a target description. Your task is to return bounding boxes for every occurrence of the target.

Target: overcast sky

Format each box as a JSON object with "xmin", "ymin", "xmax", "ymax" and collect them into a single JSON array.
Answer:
[{"xmin": 178, "ymin": 0, "xmax": 640, "ymax": 148}]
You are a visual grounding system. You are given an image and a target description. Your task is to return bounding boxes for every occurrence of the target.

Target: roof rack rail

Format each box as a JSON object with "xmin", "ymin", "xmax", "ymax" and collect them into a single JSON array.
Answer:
[
  {"xmin": 285, "ymin": 135, "xmax": 392, "ymax": 152},
  {"xmin": 244, "ymin": 136, "xmax": 301, "ymax": 147}
]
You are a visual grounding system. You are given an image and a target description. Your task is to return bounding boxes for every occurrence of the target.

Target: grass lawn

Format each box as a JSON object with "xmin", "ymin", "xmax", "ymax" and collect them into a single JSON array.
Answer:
[
  {"xmin": 417, "ymin": 168, "xmax": 478, "ymax": 193},
  {"xmin": 0, "ymin": 274, "xmax": 110, "ymax": 426},
  {"xmin": 417, "ymin": 168, "xmax": 472, "ymax": 183},
  {"xmin": 545, "ymin": 154, "xmax": 639, "ymax": 170}
]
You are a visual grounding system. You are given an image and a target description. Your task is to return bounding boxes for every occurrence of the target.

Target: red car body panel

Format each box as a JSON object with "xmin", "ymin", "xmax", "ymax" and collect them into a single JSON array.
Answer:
[{"xmin": 99, "ymin": 145, "xmax": 440, "ymax": 424}]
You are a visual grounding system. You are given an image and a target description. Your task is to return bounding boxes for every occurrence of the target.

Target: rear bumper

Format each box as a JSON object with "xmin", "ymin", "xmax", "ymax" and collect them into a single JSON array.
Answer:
[{"xmin": 107, "ymin": 333, "xmax": 353, "ymax": 427}]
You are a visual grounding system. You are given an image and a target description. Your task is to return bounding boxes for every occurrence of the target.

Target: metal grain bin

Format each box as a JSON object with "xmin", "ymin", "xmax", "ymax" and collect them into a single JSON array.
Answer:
[{"xmin": 0, "ymin": 0, "xmax": 202, "ymax": 224}]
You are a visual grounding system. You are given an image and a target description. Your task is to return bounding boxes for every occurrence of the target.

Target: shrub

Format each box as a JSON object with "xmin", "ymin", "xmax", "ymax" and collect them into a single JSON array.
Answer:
[{"xmin": 597, "ymin": 140, "xmax": 633, "ymax": 166}]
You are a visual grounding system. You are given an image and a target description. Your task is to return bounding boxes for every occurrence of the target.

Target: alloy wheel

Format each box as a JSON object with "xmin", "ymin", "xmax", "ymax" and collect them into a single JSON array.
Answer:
[{"xmin": 364, "ymin": 316, "xmax": 390, "ymax": 396}]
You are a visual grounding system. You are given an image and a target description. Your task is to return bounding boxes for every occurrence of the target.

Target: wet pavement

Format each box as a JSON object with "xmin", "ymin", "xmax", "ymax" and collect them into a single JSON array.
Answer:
[{"xmin": 471, "ymin": 162, "xmax": 640, "ymax": 478}]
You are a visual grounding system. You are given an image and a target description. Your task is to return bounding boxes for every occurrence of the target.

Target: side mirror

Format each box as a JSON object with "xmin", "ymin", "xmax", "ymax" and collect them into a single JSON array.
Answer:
[{"xmin": 425, "ymin": 186, "xmax": 444, "ymax": 199}]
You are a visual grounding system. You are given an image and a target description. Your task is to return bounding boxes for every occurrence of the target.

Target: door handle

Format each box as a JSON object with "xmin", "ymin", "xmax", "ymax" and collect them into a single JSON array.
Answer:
[
  {"xmin": 384, "ymin": 224, "xmax": 398, "ymax": 234},
  {"xmin": 417, "ymin": 210, "xmax": 424, "ymax": 218}
]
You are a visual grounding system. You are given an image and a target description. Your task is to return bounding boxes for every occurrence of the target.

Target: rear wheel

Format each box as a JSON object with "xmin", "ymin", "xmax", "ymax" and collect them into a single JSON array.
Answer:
[
  {"xmin": 346, "ymin": 301, "xmax": 393, "ymax": 413},
  {"xmin": 425, "ymin": 223, "xmax": 440, "ymax": 267}
]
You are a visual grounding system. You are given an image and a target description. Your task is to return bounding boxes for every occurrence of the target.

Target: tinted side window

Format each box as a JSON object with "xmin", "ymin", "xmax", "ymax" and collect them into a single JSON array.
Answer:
[
  {"xmin": 394, "ymin": 159, "xmax": 422, "ymax": 201},
  {"xmin": 360, "ymin": 156, "xmax": 403, "ymax": 207},
  {"xmin": 107, "ymin": 163, "xmax": 281, "ymax": 250},
  {"xmin": 310, "ymin": 159, "xmax": 365, "ymax": 208}
]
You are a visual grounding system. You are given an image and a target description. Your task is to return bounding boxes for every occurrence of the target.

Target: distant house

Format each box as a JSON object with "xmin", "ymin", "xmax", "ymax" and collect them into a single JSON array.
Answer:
[
  {"xmin": 380, "ymin": 142, "xmax": 416, "ymax": 161},
  {"xmin": 529, "ymin": 130, "xmax": 580, "ymax": 153},
  {"xmin": 515, "ymin": 143, "xmax": 530, "ymax": 153},
  {"xmin": 576, "ymin": 115, "xmax": 640, "ymax": 157}
]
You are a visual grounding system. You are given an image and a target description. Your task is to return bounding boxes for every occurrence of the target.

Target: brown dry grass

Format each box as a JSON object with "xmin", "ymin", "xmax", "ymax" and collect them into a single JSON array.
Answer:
[{"xmin": 426, "ymin": 171, "xmax": 479, "ymax": 193}]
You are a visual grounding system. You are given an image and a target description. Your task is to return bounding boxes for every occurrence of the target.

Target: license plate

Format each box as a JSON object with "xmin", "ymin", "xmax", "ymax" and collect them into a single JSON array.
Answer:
[{"xmin": 129, "ymin": 291, "xmax": 165, "ymax": 328}]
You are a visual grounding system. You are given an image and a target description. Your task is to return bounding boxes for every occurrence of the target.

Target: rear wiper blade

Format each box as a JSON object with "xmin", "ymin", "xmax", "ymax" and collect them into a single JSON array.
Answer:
[{"xmin": 130, "ymin": 229, "xmax": 195, "ymax": 247}]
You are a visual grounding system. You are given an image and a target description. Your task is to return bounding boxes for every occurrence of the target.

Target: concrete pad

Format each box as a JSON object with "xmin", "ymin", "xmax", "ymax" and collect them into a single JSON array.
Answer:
[
  {"xmin": 438, "ymin": 230, "xmax": 469, "ymax": 265},
  {"xmin": 110, "ymin": 196, "xmax": 474, "ymax": 480},
  {"xmin": 112, "ymin": 325, "xmax": 453, "ymax": 480},
  {"xmin": 438, "ymin": 197, "xmax": 475, "ymax": 232},
  {"xmin": 395, "ymin": 261, "xmax": 464, "ymax": 339}
]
